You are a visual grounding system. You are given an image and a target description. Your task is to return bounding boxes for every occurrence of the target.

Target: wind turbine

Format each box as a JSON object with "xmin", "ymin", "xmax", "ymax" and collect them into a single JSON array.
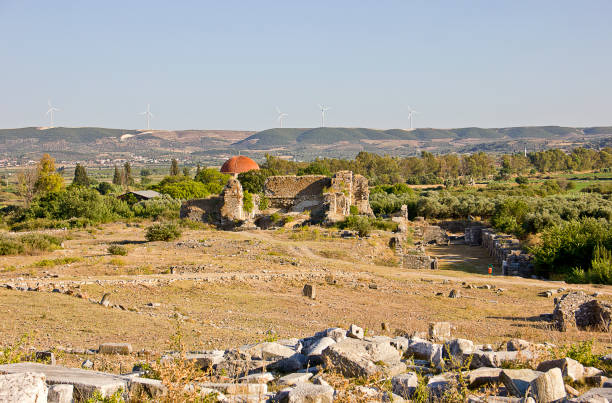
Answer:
[
  {"xmin": 139, "ymin": 104, "xmax": 154, "ymax": 130},
  {"xmin": 276, "ymin": 107, "xmax": 288, "ymax": 128},
  {"xmin": 407, "ymin": 106, "xmax": 419, "ymax": 130},
  {"xmin": 46, "ymin": 100, "xmax": 60, "ymax": 127},
  {"xmin": 318, "ymin": 104, "xmax": 331, "ymax": 127}
]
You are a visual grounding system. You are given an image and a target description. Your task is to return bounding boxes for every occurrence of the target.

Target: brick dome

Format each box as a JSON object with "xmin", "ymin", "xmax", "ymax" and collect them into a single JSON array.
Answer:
[{"xmin": 220, "ymin": 156, "xmax": 260, "ymax": 174}]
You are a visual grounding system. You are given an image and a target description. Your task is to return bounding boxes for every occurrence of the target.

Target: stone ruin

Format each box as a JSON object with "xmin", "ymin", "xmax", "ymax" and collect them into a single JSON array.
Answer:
[
  {"xmin": 553, "ymin": 291, "xmax": 612, "ymax": 332},
  {"xmin": 180, "ymin": 177, "xmax": 259, "ymax": 229},
  {"xmin": 464, "ymin": 225, "xmax": 534, "ymax": 278},
  {"xmin": 2, "ymin": 321, "xmax": 609, "ymax": 402},
  {"xmin": 264, "ymin": 170, "xmax": 372, "ymax": 222},
  {"xmin": 180, "ymin": 170, "xmax": 372, "ymax": 228},
  {"xmin": 389, "ymin": 206, "xmax": 439, "ymax": 270}
]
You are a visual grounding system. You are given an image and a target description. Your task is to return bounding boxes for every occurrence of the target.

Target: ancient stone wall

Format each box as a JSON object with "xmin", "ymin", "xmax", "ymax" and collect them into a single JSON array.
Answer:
[
  {"xmin": 472, "ymin": 227, "xmax": 534, "ymax": 277},
  {"xmin": 180, "ymin": 179, "xmax": 257, "ymax": 228},
  {"xmin": 264, "ymin": 175, "xmax": 330, "ymax": 212}
]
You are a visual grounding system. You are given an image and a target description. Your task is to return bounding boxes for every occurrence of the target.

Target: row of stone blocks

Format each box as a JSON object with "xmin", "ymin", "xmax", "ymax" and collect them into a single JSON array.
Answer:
[{"xmin": 465, "ymin": 225, "xmax": 534, "ymax": 277}]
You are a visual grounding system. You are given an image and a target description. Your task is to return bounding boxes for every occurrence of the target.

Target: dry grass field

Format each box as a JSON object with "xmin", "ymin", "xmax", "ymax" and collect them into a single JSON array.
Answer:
[{"xmin": 1, "ymin": 223, "xmax": 611, "ymax": 372}]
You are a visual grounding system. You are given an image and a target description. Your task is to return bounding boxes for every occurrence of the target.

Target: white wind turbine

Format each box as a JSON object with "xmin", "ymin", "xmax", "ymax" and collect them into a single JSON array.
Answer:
[
  {"xmin": 318, "ymin": 104, "xmax": 331, "ymax": 127},
  {"xmin": 139, "ymin": 104, "xmax": 154, "ymax": 130},
  {"xmin": 276, "ymin": 107, "xmax": 288, "ymax": 128},
  {"xmin": 407, "ymin": 106, "xmax": 419, "ymax": 130},
  {"xmin": 46, "ymin": 100, "xmax": 60, "ymax": 127}
]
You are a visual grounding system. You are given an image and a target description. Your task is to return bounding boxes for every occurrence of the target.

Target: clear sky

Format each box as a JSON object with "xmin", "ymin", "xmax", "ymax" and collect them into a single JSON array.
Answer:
[{"xmin": 0, "ymin": 1, "xmax": 611, "ymax": 131}]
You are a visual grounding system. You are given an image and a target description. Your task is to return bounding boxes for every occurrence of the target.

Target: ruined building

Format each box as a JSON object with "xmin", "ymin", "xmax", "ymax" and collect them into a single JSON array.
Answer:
[
  {"xmin": 180, "ymin": 170, "xmax": 372, "ymax": 228},
  {"xmin": 180, "ymin": 178, "xmax": 259, "ymax": 229},
  {"xmin": 264, "ymin": 170, "xmax": 372, "ymax": 222}
]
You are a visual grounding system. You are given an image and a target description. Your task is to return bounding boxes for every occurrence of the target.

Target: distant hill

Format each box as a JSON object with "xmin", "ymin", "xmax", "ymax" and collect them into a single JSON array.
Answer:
[{"xmin": 0, "ymin": 125, "xmax": 609, "ymax": 164}]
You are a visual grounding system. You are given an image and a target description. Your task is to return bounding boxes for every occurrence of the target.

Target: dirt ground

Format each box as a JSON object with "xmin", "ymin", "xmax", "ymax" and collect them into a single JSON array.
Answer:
[{"xmin": 1, "ymin": 222, "xmax": 611, "ymax": 371}]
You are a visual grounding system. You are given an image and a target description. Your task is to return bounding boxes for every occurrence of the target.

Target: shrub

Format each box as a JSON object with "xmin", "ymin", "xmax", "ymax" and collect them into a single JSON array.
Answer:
[
  {"xmin": 132, "ymin": 195, "xmax": 181, "ymax": 220},
  {"xmin": 349, "ymin": 205, "xmax": 359, "ymax": 215},
  {"xmin": 145, "ymin": 223, "xmax": 182, "ymax": 242},
  {"xmin": 151, "ymin": 177, "xmax": 218, "ymax": 200},
  {"xmin": 530, "ymin": 218, "xmax": 612, "ymax": 279},
  {"xmin": 243, "ymin": 190, "xmax": 254, "ymax": 213},
  {"xmin": 108, "ymin": 244, "xmax": 128, "ymax": 256},
  {"xmin": 258, "ymin": 196, "xmax": 269, "ymax": 210},
  {"xmin": 515, "ymin": 176, "xmax": 529, "ymax": 184},
  {"xmin": 342, "ymin": 215, "xmax": 372, "ymax": 237},
  {"xmin": 0, "ymin": 234, "xmax": 62, "ymax": 255}
]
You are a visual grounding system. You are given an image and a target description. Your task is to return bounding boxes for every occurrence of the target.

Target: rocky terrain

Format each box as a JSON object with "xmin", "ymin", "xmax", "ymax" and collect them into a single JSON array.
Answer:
[{"xmin": 1, "ymin": 223, "xmax": 612, "ymax": 402}]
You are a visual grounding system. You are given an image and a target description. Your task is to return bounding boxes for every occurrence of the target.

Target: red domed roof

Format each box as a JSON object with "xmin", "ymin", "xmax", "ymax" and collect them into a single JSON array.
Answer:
[{"xmin": 220, "ymin": 156, "xmax": 260, "ymax": 174}]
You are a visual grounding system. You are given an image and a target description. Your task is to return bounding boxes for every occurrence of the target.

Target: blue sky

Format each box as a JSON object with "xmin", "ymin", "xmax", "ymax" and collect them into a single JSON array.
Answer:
[{"xmin": 0, "ymin": 1, "xmax": 611, "ymax": 130}]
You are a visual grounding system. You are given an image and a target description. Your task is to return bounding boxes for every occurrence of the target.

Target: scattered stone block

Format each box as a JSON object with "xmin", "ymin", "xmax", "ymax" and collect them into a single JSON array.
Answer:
[
  {"xmin": 98, "ymin": 343, "xmax": 132, "ymax": 355},
  {"xmin": 529, "ymin": 368, "xmax": 566, "ymax": 403},
  {"xmin": 279, "ymin": 372, "xmax": 313, "ymax": 386},
  {"xmin": 449, "ymin": 289, "xmax": 461, "ymax": 298},
  {"xmin": 268, "ymin": 354, "xmax": 308, "ymax": 373},
  {"xmin": 0, "ymin": 363, "xmax": 128, "ymax": 401},
  {"xmin": 321, "ymin": 338, "xmax": 400, "ymax": 378},
  {"xmin": 407, "ymin": 338, "xmax": 443, "ymax": 368},
  {"xmin": 507, "ymin": 339, "xmax": 531, "ymax": 351},
  {"xmin": 282, "ymin": 382, "xmax": 334, "ymax": 403},
  {"xmin": 184, "ymin": 353, "xmax": 225, "ymax": 370},
  {"xmin": 238, "ymin": 372, "xmax": 275, "ymax": 384},
  {"xmin": 348, "ymin": 324, "xmax": 364, "ymax": 339},
  {"xmin": 47, "ymin": 384, "xmax": 73, "ymax": 403},
  {"xmin": 302, "ymin": 284, "xmax": 315, "ymax": 299},
  {"xmin": 536, "ymin": 357, "xmax": 584, "ymax": 383},
  {"xmin": 471, "ymin": 350, "xmax": 533, "ymax": 369},
  {"xmin": 570, "ymin": 387, "xmax": 612, "ymax": 402},
  {"xmin": 200, "ymin": 382, "xmax": 267, "ymax": 395},
  {"xmin": 500, "ymin": 369, "xmax": 542, "ymax": 397},
  {"xmin": 391, "ymin": 372, "xmax": 418, "ymax": 399},
  {"xmin": 304, "ymin": 337, "xmax": 336, "ymax": 365},
  {"xmin": 444, "ymin": 338, "xmax": 475, "ymax": 362},
  {"xmin": 0, "ymin": 372, "xmax": 47, "ymax": 403},
  {"xmin": 81, "ymin": 360, "xmax": 93, "ymax": 369},
  {"xmin": 466, "ymin": 367, "xmax": 502, "ymax": 388},
  {"xmin": 128, "ymin": 377, "xmax": 166, "ymax": 399},
  {"xmin": 427, "ymin": 372, "xmax": 456, "ymax": 397},
  {"xmin": 429, "ymin": 322, "xmax": 451, "ymax": 340}
]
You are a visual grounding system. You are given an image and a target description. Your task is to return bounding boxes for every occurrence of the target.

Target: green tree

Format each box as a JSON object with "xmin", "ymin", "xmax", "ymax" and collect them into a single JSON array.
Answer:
[
  {"xmin": 170, "ymin": 159, "xmax": 180, "ymax": 176},
  {"xmin": 195, "ymin": 164, "xmax": 202, "ymax": 177},
  {"xmin": 122, "ymin": 162, "xmax": 134, "ymax": 188},
  {"xmin": 182, "ymin": 167, "xmax": 190, "ymax": 177},
  {"xmin": 112, "ymin": 165, "xmax": 122, "ymax": 185},
  {"xmin": 237, "ymin": 169, "xmax": 274, "ymax": 193},
  {"xmin": 72, "ymin": 163, "xmax": 89, "ymax": 187},
  {"xmin": 34, "ymin": 154, "xmax": 64, "ymax": 195}
]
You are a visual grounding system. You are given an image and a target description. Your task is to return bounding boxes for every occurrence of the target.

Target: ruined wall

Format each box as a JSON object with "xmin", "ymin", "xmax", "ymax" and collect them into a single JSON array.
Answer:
[
  {"xmin": 180, "ymin": 197, "xmax": 223, "ymax": 222},
  {"xmin": 180, "ymin": 178, "xmax": 257, "ymax": 228},
  {"xmin": 263, "ymin": 171, "xmax": 372, "ymax": 219},
  {"xmin": 352, "ymin": 174, "xmax": 373, "ymax": 215},
  {"xmin": 471, "ymin": 227, "xmax": 534, "ymax": 277},
  {"xmin": 264, "ymin": 175, "xmax": 330, "ymax": 211},
  {"xmin": 220, "ymin": 177, "xmax": 245, "ymax": 221}
]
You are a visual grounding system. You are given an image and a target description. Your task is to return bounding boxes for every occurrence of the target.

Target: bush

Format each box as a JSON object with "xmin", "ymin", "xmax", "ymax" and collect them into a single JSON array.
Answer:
[
  {"xmin": 243, "ymin": 191, "xmax": 254, "ymax": 213},
  {"xmin": 132, "ymin": 195, "xmax": 181, "ymax": 220},
  {"xmin": 151, "ymin": 177, "xmax": 219, "ymax": 200},
  {"xmin": 107, "ymin": 244, "xmax": 128, "ymax": 256},
  {"xmin": 145, "ymin": 223, "xmax": 182, "ymax": 242},
  {"xmin": 0, "ymin": 233, "xmax": 62, "ymax": 255},
  {"xmin": 341, "ymin": 215, "xmax": 372, "ymax": 237},
  {"xmin": 515, "ymin": 176, "xmax": 529, "ymax": 184},
  {"xmin": 530, "ymin": 218, "xmax": 612, "ymax": 280}
]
